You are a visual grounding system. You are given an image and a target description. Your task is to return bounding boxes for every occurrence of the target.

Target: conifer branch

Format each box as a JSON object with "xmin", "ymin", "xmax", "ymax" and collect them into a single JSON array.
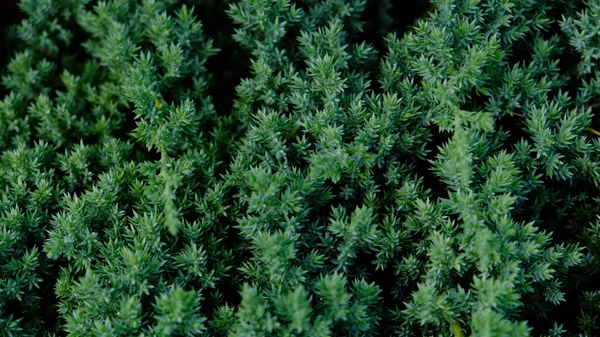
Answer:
[{"xmin": 513, "ymin": 111, "xmax": 600, "ymax": 137}]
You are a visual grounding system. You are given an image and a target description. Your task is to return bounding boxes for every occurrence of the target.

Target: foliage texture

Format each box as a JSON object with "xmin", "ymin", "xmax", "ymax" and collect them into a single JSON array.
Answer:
[{"xmin": 2, "ymin": 0, "xmax": 600, "ymax": 336}]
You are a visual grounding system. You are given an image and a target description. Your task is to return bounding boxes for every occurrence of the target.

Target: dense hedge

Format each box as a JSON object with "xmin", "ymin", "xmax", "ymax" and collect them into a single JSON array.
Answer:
[{"xmin": 2, "ymin": 0, "xmax": 600, "ymax": 336}]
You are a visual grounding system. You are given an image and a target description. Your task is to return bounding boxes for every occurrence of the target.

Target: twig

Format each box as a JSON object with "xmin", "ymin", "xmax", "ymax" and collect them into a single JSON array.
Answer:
[
  {"xmin": 586, "ymin": 101, "xmax": 600, "ymax": 110},
  {"xmin": 588, "ymin": 127, "xmax": 600, "ymax": 137}
]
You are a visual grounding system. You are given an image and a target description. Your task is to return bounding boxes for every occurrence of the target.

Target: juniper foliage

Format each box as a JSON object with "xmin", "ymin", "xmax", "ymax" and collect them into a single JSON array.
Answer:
[{"xmin": 1, "ymin": 0, "xmax": 600, "ymax": 336}]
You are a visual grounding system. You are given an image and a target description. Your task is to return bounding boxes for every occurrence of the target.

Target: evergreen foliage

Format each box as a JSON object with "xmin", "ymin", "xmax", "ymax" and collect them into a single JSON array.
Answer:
[{"xmin": 2, "ymin": 0, "xmax": 600, "ymax": 336}]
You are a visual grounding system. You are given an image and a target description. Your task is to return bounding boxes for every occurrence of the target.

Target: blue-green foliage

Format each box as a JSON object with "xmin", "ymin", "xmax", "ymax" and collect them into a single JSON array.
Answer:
[{"xmin": 1, "ymin": 0, "xmax": 600, "ymax": 336}]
